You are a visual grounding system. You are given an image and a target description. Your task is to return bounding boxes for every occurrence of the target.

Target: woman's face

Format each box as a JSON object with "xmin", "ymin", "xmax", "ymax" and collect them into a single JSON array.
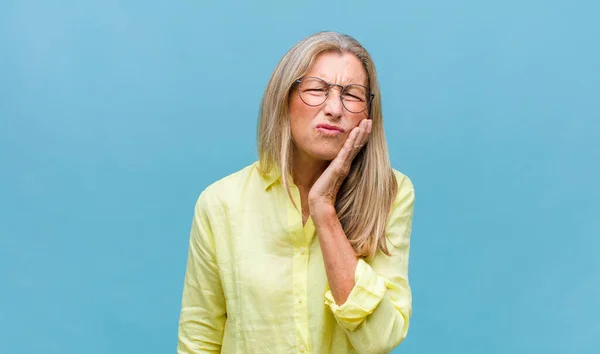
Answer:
[{"xmin": 289, "ymin": 51, "xmax": 369, "ymax": 162}]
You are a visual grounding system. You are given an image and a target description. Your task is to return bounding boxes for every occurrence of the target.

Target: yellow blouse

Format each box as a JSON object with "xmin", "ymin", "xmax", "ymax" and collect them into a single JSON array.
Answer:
[{"xmin": 177, "ymin": 161, "xmax": 415, "ymax": 353}]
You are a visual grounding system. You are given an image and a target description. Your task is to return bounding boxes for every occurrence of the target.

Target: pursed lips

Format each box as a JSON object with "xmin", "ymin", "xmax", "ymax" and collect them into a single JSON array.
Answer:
[{"xmin": 316, "ymin": 124, "xmax": 345, "ymax": 134}]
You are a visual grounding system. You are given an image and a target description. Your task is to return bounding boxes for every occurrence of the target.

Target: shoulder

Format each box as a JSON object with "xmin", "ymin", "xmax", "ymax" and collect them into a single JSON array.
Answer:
[
  {"xmin": 195, "ymin": 161, "xmax": 261, "ymax": 211},
  {"xmin": 391, "ymin": 168, "xmax": 415, "ymax": 202},
  {"xmin": 382, "ymin": 168, "xmax": 415, "ymax": 251}
]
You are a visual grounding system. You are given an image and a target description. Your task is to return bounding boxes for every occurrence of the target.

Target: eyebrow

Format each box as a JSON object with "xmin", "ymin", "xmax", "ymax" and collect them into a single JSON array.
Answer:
[{"xmin": 314, "ymin": 74, "xmax": 367, "ymax": 86}]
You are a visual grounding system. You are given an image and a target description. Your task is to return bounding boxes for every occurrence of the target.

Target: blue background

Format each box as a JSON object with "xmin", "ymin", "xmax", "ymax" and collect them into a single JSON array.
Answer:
[{"xmin": 1, "ymin": 1, "xmax": 599, "ymax": 353}]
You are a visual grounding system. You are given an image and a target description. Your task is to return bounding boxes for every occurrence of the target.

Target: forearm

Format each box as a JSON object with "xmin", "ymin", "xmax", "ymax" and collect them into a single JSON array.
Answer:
[
  {"xmin": 309, "ymin": 171, "xmax": 414, "ymax": 353},
  {"xmin": 323, "ymin": 258, "xmax": 412, "ymax": 353},
  {"xmin": 312, "ymin": 205, "xmax": 359, "ymax": 305},
  {"xmin": 310, "ymin": 199, "xmax": 412, "ymax": 353},
  {"xmin": 338, "ymin": 293, "xmax": 409, "ymax": 353}
]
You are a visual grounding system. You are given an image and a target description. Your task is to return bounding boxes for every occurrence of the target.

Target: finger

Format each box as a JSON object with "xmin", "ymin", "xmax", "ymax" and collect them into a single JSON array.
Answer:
[
  {"xmin": 354, "ymin": 125, "xmax": 365, "ymax": 148},
  {"xmin": 354, "ymin": 119, "xmax": 369, "ymax": 148},
  {"xmin": 333, "ymin": 127, "xmax": 360, "ymax": 168},
  {"xmin": 347, "ymin": 127, "xmax": 365, "ymax": 163},
  {"xmin": 363, "ymin": 119, "xmax": 372, "ymax": 145},
  {"xmin": 344, "ymin": 126, "xmax": 361, "ymax": 156}
]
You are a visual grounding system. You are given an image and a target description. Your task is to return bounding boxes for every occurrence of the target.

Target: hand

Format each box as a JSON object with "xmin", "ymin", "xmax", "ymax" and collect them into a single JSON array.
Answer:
[{"xmin": 308, "ymin": 119, "xmax": 372, "ymax": 213}]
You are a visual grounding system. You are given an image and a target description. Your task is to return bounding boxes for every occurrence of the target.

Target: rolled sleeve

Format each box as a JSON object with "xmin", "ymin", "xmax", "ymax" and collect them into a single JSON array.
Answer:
[
  {"xmin": 324, "ymin": 259, "xmax": 387, "ymax": 331},
  {"xmin": 324, "ymin": 171, "xmax": 415, "ymax": 353}
]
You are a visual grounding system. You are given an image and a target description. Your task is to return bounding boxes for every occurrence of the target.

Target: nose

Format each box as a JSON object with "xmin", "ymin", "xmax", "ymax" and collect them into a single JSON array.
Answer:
[{"xmin": 322, "ymin": 86, "xmax": 344, "ymax": 119}]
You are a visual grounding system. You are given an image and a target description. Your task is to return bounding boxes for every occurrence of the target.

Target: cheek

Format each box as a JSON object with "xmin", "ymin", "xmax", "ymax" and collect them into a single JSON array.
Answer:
[
  {"xmin": 289, "ymin": 95, "xmax": 318, "ymax": 132},
  {"xmin": 290, "ymin": 94, "xmax": 315, "ymax": 119},
  {"xmin": 348, "ymin": 111, "xmax": 369, "ymax": 128}
]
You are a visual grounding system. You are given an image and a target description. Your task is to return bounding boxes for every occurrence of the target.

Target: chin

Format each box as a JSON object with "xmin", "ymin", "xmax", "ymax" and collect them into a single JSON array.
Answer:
[
  {"xmin": 307, "ymin": 148, "xmax": 340, "ymax": 162},
  {"xmin": 293, "ymin": 139, "xmax": 343, "ymax": 162}
]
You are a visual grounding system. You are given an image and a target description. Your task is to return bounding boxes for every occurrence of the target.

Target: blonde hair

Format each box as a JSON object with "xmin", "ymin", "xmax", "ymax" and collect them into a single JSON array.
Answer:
[{"xmin": 257, "ymin": 31, "xmax": 398, "ymax": 258}]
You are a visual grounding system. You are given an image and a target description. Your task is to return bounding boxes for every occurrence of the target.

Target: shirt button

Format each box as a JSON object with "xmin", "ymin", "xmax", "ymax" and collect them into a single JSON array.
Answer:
[
  {"xmin": 299, "ymin": 247, "xmax": 305, "ymax": 254},
  {"xmin": 299, "ymin": 345, "xmax": 305, "ymax": 352},
  {"xmin": 297, "ymin": 296, "xmax": 303, "ymax": 303}
]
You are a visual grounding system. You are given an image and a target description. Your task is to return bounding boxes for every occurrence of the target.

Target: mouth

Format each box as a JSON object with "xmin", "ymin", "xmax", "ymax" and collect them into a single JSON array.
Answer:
[{"xmin": 316, "ymin": 124, "xmax": 345, "ymax": 135}]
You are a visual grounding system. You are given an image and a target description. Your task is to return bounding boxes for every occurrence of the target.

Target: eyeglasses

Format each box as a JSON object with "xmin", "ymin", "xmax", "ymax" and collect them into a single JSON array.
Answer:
[{"xmin": 294, "ymin": 76, "xmax": 374, "ymax": 114}]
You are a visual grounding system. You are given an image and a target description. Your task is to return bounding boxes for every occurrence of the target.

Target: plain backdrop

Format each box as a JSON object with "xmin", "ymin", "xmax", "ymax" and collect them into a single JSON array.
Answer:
[{"xmin": 1, "ymin": 1, "xmax": 599, "ymax": 353}]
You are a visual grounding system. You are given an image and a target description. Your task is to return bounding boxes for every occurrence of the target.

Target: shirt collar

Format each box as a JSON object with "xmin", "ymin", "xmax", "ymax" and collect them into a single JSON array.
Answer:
[{"xmin": 259, "ymin": 163, "xmax": 282, "ymax": 190}]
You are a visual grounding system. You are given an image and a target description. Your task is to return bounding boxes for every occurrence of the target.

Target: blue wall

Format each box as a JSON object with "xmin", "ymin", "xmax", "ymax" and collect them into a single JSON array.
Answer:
[{"xmin": 1, "ymin": 1, "xmax": 599, "ymax": 353}]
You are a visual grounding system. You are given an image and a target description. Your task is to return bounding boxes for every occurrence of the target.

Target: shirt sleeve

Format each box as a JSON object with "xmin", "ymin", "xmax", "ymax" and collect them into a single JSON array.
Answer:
[
  {"xmin": 177, "ymin": 191, "xmax": 227, "ymax": 353},
  {"xmin": 324, "ymin": 173, "xmax": 415, "ymax": 353}
]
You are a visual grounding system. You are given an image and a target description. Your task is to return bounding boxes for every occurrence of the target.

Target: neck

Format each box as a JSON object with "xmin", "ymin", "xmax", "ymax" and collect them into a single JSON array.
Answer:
[{"xmin": 291, "ymin": 148, "xmax": 329, "ymax": 189}]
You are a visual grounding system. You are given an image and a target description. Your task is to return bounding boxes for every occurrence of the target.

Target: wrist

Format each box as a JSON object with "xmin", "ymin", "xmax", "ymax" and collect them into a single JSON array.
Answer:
[{"xmin": 309, "ymin": 202, "xmax": 337, "ymax": 221}]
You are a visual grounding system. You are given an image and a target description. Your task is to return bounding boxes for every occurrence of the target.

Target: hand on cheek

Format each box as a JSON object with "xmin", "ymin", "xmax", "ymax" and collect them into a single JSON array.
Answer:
[{"xmin": 308, "ymin": 118, "xmax": 372, "ymax": 210}]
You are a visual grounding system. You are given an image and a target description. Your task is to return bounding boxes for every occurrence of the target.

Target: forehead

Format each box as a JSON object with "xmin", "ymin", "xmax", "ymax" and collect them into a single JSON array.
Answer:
[{"xmin": 304, "ymin": 52, "xmax": 367, "ymax": 86}]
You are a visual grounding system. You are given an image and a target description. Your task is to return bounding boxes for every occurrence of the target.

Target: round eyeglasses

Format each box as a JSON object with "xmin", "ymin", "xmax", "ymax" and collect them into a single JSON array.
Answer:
[{"xmin": 295, "ymin": 77, "xmax": 374, "ymax": 114}]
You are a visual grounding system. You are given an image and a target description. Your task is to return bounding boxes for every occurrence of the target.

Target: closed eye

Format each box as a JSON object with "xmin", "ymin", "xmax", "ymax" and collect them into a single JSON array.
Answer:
[{"xmin": 343, "ymin": 93, "xmax": 365, "ymax": 101}]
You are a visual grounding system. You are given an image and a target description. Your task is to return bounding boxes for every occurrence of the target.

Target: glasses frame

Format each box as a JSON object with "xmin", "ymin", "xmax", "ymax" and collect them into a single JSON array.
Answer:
[{"xmin": 294, "ymin": 76, "xmax": 375, "ymax": 114}]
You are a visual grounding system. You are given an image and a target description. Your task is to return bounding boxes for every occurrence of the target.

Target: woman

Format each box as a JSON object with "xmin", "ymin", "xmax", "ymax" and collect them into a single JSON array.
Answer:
[{"xmin": 178, "ymin": 31, "xmax": 415, "ymax": 354}]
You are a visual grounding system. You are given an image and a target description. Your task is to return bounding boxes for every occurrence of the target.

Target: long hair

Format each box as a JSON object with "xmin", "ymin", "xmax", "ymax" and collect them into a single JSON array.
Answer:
[{"xmin": 257, "ymin": 31, "xmax": 398, "ymax": 258}]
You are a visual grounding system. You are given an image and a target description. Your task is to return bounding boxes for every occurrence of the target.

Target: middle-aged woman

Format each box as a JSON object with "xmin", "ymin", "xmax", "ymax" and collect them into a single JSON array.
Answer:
[{"xmin": 178, "ymin": 31, "xmax": 416, "ymax": 354}]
